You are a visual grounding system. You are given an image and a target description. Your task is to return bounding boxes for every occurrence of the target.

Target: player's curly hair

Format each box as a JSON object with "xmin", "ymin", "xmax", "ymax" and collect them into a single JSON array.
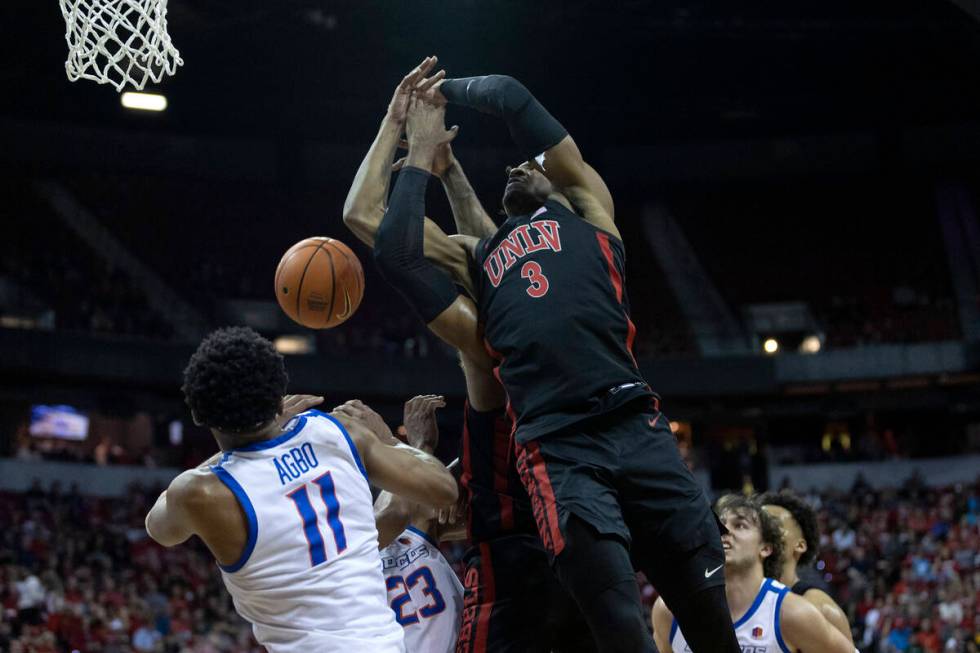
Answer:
[
  {"xmin": 182, "ymin": 326, "xmax": 288, "ymax": 433},
  {"xmin": 758, "ymin": 490, "xmax": 819, "ymax": 567},
  {"xmin": 715, "ymin": 494, "xmax": 785, "ymax": 580}
]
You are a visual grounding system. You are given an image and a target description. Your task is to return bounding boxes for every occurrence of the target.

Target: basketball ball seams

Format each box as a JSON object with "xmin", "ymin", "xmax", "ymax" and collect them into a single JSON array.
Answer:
[
  {"xmin": 325, "ymin": 239, "xmax": 363, "ymax": 313},
  {"xmin": 294, "ymin": 240, "xmax": 329, "ymax": 323},
  {"xmin": 320, "ymin": 246, "xmax": 338, "ymax": 328}
]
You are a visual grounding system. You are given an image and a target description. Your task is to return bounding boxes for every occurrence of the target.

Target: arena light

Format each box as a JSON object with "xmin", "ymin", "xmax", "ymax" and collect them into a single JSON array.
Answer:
[
  {"xmin": 274, "ymin": 335, "xmax": 314, "ymax": 355},
  {"xmin": 120, "ymin": 91, "xmax": 168, "ymax": 112},
  {"xmin": 800, "ymin": 335, "xmax": 822, "ymax": 354},
  {"xmin": 763, "ymin": 338, "xmax": 779, "ymax": 354}
]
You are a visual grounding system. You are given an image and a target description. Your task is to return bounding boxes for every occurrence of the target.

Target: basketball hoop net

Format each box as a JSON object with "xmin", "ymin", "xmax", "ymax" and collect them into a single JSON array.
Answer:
[{"xmin": 60, "ymin": 0, "xmax": 183, "ymax": 92}]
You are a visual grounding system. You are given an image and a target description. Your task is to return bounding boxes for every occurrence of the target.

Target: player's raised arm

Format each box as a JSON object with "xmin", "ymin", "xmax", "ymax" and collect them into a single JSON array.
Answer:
[
  {"xmin": 332, "ymin": 405, "xmax": 458, "ymax": 509},
  {"xmin": 342, "ymin": 56, "xmax": 473, "ymax": 286},
  {"xmin": 425, "ymin": 73, "xmax": 618, "ymax": 239},
  {"xmin": 372, "ymin": 97, "xmax": 495, "ymax": 358},
  {"xmin": 779, "ymin": 592, "xmax": 855, "ymax": 653},
  {"xmin": 394, "ymin": 143, "xmax": 497, "ymax": 239}
]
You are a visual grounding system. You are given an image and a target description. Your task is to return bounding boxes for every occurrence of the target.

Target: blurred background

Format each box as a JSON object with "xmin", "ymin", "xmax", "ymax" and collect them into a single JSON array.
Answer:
[{"xmin": 0, "ymin": 0, "xmax": 978, "ymax": 651}]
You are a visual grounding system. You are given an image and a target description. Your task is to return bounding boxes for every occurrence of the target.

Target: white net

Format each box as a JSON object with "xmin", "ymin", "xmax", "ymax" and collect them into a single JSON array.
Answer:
[{"xmin": 60, "ymin": 0, "xmax": 183, "ymax": 92}]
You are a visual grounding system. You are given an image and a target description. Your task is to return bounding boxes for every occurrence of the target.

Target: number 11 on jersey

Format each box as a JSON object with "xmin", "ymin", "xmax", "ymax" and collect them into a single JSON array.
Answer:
[{"xmin": 286, "ymin": 471, "xmax": 347, "ymax": 566}]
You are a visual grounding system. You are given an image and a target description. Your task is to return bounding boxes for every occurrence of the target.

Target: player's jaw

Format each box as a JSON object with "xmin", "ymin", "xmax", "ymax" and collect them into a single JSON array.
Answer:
[
  {"xmin": 720, "ymin": 510, "xmax": 764, "ymax": 573},
  {"xmin": 502, "ymin": 163, "xmax": 552, "ymax": 217}
]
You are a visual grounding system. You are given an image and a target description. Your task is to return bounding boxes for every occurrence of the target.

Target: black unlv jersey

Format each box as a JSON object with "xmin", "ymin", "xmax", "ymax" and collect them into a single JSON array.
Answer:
[{"xmin": 473, "ymin": 199, "xmax": 654, "ymax": 443}]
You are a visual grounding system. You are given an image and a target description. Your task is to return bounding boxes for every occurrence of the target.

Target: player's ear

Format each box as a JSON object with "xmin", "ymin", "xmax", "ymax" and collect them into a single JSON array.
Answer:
[
  {"xmin": 795, "ymin": 538, "xmax": 808, "ymax": 559},
  {"xmin": 190, "ymin": 409, "xmax": 203, "ymax": 427},
  {"xmin": 760, "ymin": 541, "xmax": 773, "ymax": 560}
]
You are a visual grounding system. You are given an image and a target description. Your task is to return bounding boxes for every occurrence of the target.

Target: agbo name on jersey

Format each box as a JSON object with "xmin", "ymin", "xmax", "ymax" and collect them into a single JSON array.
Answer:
[{"xmin": 273, "ymin": 442, "xmax": 320, "ymax": 485}]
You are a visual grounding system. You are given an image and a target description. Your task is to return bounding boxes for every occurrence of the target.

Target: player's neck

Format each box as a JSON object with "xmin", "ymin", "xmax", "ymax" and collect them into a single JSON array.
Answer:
[
  {"xmin": 212, "ymin": 420, "xmax": 283, "ymax": 452},
  {"xmin": 725, "ymin": 565, "xmax": 766, "ymax": 621},
  {"xmin": 781, "ymin": 558, "xmax": 800, "ymax": 587}
]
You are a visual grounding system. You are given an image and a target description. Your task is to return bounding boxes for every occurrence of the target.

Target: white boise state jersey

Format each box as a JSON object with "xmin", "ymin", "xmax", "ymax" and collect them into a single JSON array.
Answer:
[
  {"xmin": 381, "ymin": 526, "xmax": 464, "ymax": 653},
  {"xmin": 210, "ymin": 410, "xmax": 405, "ymax": 653},
  {"xmin": 671, "ymin": 578, "xmax": 791, "ymax": 653}
]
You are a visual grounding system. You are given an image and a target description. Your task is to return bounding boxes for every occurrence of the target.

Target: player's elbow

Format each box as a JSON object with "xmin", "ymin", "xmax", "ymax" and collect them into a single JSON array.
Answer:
[
  {"xmin": 342, "ymin": 207, "xmax": 371, "ymax": 236},
  {"xmin": 429, "ymin": 470, "xmax": 459, "ymax": 509},
  {"xmin": 485, "ymin": 75, "xmax": 529, "ymax": 115},
  {"xmin": 145, "ymin": 512, "xmax": 179, "ymax": 547}
]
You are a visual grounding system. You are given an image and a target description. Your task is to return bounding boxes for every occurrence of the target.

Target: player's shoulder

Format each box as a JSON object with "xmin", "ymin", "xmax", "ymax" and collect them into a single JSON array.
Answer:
[
  {"xmin": 801, "ymin": 586, "xmax": 840, "ymax": 607},
  {"xmin": 779, "ymin": 589, "xmax": 822, "ymax": 626},
  {"xmin": 167, "ymin": 466, "xmax": 232, "ymax": 513},
  {"xmin": 651, "ymin": 595, "xmax": 674, "ymax": 621}
]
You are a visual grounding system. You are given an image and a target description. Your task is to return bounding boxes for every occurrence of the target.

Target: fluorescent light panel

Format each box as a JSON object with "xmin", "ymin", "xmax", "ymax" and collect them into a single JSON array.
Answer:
[{"xmin": 121, "ymin": 91, "xmax": 167, "ymax": 112}]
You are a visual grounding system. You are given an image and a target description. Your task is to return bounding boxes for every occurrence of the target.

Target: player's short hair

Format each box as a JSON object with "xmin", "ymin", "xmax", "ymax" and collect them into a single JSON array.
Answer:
[
  {"xmin": 182, "ymin": 326, "xmax": 288, "ymax": 433},
  {"xmin": 758, "ymin": 490, "xmax": 819, "ymax": 566},
  {"xmin": 715, "ymin": 494, "xmax": 785, "ymax": 579}
]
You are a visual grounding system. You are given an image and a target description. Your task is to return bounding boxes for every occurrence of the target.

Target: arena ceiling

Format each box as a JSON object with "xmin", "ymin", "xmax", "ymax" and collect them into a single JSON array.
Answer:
[{"xmin": 2, "ymin": 0, "xmax": 980, "ymax": 149}]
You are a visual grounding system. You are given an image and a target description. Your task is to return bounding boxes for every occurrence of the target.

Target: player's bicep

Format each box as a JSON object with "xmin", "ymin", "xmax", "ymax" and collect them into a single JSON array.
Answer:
[
  {"xmin": 782, "ymin": 594, "xmax": 853, "ymax": 653},
  {"xmin": 426, "ymin": 296, "xmax": 488, "ymax": 362},
  {"xmin": 539, "ymin": 135, "xmax": 615, "ymax": 221}
]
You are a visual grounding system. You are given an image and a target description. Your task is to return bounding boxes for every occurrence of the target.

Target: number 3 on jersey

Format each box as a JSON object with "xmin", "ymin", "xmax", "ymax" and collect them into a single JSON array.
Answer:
[
  {"xmin": 285, "ymin": 471, "xmax": 346, "ymax": 567},
  {"xmin": 386, "ymin": 566, "xmax": 446, "ymax": 626},
  {"xmin": 521, "ymin": 261, "xmax": 549, "ymax": 298}
]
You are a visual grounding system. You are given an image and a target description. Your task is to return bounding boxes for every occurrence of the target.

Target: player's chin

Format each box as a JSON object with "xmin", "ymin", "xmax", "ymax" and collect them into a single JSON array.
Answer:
[{"xmin": 502, "ymin": 186, "xmax": 539, "ymax": 215}]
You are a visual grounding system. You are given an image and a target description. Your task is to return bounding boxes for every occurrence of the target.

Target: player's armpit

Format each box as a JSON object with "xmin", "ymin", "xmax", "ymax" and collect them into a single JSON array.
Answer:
[
  {"xmin": 346, "ymin": 418, "xmax": 458, "ymax": 509},
  {"xmin": 780, "ymin": 593, "xmax": 854, "ymax": 653},
  {"xmin": 650, "ymin": 597, "xmax": 675, "ymax": 653},
  {"xmin": 537, "ymin": 136, "xmax": 619, "ymax": 240}
]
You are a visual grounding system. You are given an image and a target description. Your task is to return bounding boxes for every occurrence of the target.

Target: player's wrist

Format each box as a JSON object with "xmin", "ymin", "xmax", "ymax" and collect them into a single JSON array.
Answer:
[
  {"xmin": 436, "ymin": 158, "xmax": 459, "ymax": 180},
  {"xmin": 405, "ymin": 143, "xmax": 438, "ymax": 170}
]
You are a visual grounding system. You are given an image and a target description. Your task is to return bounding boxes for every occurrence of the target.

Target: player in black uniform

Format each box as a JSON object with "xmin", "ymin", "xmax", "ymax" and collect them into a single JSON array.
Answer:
[
  {"xmin": 760, "ymin": 490, "xmax": 854, "ymax": 644},
  {"xmin": 342, "ymin": 56, "xmax": 594, "ymax": 652},
  {"xmin": 386, "ymin": 66, "xmax": 742, "ymax": 652}
]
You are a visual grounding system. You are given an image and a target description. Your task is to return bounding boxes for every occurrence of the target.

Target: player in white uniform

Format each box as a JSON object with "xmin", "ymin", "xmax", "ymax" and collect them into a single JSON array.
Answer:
[
  {"xmin": 338, "ymin": 394, "xmax": 466, "ymax": 653},
  {"xmin": 652, "ymin": 494, "xmax": 853, "ymax": 653},
  {"xmin": 145, "ymin": 327, "xmax": 458, "ymax": 653},
  {"xmin": 759, "ymin": 490, "xmax": 855, "ymax": 645}
]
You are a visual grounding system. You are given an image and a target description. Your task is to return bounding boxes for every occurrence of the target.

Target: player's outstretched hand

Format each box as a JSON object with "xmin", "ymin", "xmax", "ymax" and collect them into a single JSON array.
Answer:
[
  {"xmin": 277, "ymin": 394, "xmax": 324, "ymax": 427},
  {"xmin": 415, "ymin": 70, "xmax": 447, "ymax": 107},
  {"xmin": 332, "ymin": 399, "xmax": 400, "ymax": 445},
  {"xmin": 406, "ymin": 95, "xmax": 459, "ymax": 152},
  {"xmin": 403, "ymin": 394, "xmax": 446, "ymax": 452},
  {"xmin": 388, "ymin": 55, "xmax": 441, "ymax": 124}
]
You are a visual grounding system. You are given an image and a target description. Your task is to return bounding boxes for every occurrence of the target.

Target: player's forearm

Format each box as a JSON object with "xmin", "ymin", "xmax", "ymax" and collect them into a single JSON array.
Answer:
[
  {"xmin": 342, "ymin": 114, "xmax": 402, "ymax": 244},
  {"xmin": 391, "ymin": 443, "xmax": 459, "ymax": 507},
  {"xmin": 439, "ymin": 75, "xmax": 568, "ymax": 160},
  {"xmin": 374, "ymin": 167, "xmax": 460, "ymax": 323},
  {"xmin": 441, "ymin": 161, "xmax": 496, "ymax": 238}
]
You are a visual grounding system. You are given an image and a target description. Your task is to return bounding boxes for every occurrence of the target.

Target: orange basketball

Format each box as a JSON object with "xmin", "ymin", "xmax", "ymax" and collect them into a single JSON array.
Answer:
[{"xmin": 274, "ymin": 237, "xmax": 364, "ymax": 329}]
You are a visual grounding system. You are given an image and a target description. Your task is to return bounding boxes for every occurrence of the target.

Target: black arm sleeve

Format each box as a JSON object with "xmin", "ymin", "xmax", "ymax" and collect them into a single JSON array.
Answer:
[
  {"xmin": 373, "ymin": 166, "xmax": 459, "ymax": 324},
  {"xmin": 439, "ymin": 75, "xmax": 569, "ymax": 161}
]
